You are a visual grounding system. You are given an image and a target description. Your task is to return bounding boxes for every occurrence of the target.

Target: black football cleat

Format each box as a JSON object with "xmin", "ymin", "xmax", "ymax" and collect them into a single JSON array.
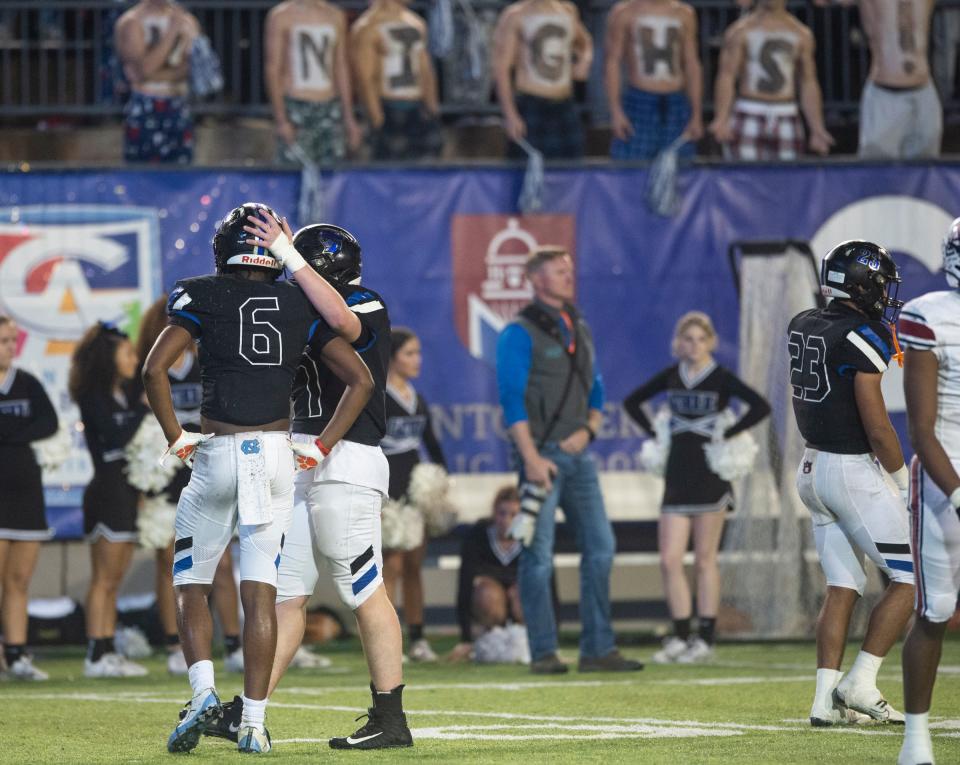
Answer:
[
  {"xmin": 203, "ymin": 695, "xmax": 243, "ymax": 742},
  {"xmin": 330, "ymin": 683, "xmax": 413, "ymax": 750}
]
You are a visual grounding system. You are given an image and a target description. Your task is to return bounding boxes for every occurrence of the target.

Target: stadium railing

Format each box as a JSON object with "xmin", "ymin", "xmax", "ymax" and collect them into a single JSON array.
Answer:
[{"xmin": 1, "ymin": 0, "xmax": 959, "ymax": 125}]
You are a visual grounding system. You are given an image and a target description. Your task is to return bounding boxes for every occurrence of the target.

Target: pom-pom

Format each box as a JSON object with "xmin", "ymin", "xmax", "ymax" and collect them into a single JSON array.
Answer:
[
  {"xmin": 638, "ymin": 408, "xmax": 671, "ymax": 476},
  {"xmin": 125, "ymin": 417, "xmax": 178, "ymax": 493},
  {"xmin": 114, "ymin": 625, "xmax": 152, "ymax": 659},
  {"xmin": 137, "ymin": 494, "xmax": 177, "ymax": 549},
  {"xmin": 703, "ymin": 410, "xmax": 759, "ymax": 481},
  {"xmin": 473, "ymin": 624, "xmax": 530, "ymax": 665},
  {"xmin": 31, "ymin": 423, "xmax": 74, "ymax": 472},
  {"xmin": 380, "ymin": 500, "xmax": 425, "ymax": 551},
  {"xmin": 408, "ymin": 463, "xmax": 459, "ymax": 538}
]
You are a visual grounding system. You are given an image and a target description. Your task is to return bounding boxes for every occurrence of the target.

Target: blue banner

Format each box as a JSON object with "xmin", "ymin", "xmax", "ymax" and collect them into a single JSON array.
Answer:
[{"xmin": 0, "ymin": 163, "xmax": 955, "ymax": 537}]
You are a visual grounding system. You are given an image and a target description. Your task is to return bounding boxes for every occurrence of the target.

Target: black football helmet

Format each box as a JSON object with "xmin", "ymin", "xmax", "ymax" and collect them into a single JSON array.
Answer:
[
  {"xmin": 292, "ymin": 224, "xmax": 362, "ymax": 284},
  {"xmin": 820, "ymin": 240, "xmax": 903, "ymax": 322},
  {"xmin": 213, "ymin": 203, "xmax": 284, "ymax": 276},
  {"xmin": 943, "ymin": 217, "xmax": 960, "ymax": 289}
]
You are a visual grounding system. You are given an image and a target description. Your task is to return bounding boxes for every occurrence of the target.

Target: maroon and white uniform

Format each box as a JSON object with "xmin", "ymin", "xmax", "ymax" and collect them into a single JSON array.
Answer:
[{"xmin": 900, "ymin": 290, "xmax": 960, "ymax": 622}]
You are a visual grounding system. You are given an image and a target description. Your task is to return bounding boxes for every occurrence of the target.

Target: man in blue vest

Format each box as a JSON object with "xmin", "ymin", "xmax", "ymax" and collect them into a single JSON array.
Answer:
[{"xmin": 496, "ymin": 247, "xmax": 643, "ymax": 674}]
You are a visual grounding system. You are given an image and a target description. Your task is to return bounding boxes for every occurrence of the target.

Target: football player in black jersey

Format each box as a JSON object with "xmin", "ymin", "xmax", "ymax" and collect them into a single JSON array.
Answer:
[
  {"xmin": 225, "ymin": 218, "xmax": 413, "ymax": 750},
  {"xmin": 142, "ymin": 203, "xmax": 374, "ymax": 754},
  {"xmin": 789, "ymin": 240, "xmax": 915, "ymax": 727}
]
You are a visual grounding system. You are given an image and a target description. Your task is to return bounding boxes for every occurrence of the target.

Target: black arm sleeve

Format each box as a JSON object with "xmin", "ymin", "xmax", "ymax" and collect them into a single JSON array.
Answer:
[
  {"xmin": 723, "ymin": 372, "xmax": 772, "ymax": 438},
  {"xmin": 622, "ymin": 367, "xmax": 673, "ymax": 435},
  {"xmin": 420, "ymin": 395, "xmax": 447, "ymax": 468},
  {"xmin": 0, "ymin": 375, "xmax": 59, "ymax": 443},
  {"xmin": 456, "ymin": 525, "xmax": 483, "ymax": 643}
]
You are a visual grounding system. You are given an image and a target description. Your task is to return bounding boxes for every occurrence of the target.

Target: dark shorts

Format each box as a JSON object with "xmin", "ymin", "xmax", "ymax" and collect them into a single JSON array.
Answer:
[
  {"xmin": 611, "ymin": 87, "xmax": 694, "ymax": 161},
  {"xmin": 123, "ymin": 91, "xmax": 194, "ymax": 164},
  {"xmin": 83, "ymin": 464, "xmax": 140, "ymax": 543},
  {"xmin": 279, "ymin": 96, "xmax": 346, "ymax": 165},
  {"xmin": 509, "ymin": 94, "xmax": 584, "ymax": 160},
  {"xmin": 372, "ymin": 100, "xmax": 443, "ymax": 160},
  {"xmin": 0, "ymin": 446, "xmax": 51, "ymax": 541}
]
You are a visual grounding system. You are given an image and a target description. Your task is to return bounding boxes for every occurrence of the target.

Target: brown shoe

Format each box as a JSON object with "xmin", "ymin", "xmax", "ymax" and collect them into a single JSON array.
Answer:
[
  {"xmin": 578, "ymin": 649, "xmax": 644, "ymax": 673},
  {"xmin": 529, "ymin": 653, "xmax": 569, "ymax": 674}
]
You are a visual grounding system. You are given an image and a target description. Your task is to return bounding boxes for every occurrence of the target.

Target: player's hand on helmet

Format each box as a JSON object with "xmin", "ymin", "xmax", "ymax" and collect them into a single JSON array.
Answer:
[
  {"xmin": 610, "ymin": 109, "xmax": 634, "ymax": 142},
  {"xmin": 809, "ymin": 128, "xmax": 834, "ymax": 156},
  {"xmin": 243, "ymin": 213, "xmax": 285, "ymax": 250},
  {"xmin": 162, "ymin": 430, "xmax": 212, "ymax": 468}
]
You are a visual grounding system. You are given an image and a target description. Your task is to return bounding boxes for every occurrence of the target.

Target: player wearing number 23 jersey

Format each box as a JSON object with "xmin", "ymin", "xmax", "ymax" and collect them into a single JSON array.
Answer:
[{"xmin": 788, "ymin": 240, "xmax": 914, "ymax": 729}]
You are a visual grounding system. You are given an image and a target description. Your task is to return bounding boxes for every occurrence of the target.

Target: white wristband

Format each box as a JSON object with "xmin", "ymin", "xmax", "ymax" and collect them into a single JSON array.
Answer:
[
  {"xmin": 950, "ymin": 487, "xmax": 960, "ymax": 510},
  {"xmin": 890, "ymin": 465, "xmax": 909, "ymax": 492},
  {"xmin": 269, "ymin": 233, "xmax": 307, "ymax": 272}
]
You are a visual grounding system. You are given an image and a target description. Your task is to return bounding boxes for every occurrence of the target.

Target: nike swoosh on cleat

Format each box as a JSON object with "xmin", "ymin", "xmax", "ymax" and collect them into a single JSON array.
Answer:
[{"xmin": 346, "ymin": 732, "xmax": 383, "ymax": 745}]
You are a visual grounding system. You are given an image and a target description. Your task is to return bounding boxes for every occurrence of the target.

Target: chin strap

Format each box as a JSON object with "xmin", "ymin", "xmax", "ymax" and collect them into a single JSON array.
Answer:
[{"xmin": 887, "ymin": 321, "xmax": 904, "ymax": 368}]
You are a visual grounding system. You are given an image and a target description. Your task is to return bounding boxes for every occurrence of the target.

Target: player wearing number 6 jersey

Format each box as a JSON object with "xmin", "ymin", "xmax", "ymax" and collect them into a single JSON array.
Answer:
[
  {"xmin": 142, "ymin": 203, "xmax": 373, "ymax": 754},
  {"xmin": 788, "ymin": 240, "xmax": 914, "ymax": 728},
  {"xmin": 897, "ymin": 218, "xmax": 960, "ymax": 765}
]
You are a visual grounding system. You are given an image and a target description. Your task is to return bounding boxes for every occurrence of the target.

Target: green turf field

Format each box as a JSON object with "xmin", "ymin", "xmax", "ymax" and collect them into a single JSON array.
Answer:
[{"xmin": 3, "ymin": 637, "xmax": 959, "ymax": 764}]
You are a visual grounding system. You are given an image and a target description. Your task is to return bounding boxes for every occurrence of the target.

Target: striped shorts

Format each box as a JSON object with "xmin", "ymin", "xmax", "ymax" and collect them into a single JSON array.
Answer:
[{"xmin": 910, "ymin": 455, "xmax": 960, "ymax": 622}]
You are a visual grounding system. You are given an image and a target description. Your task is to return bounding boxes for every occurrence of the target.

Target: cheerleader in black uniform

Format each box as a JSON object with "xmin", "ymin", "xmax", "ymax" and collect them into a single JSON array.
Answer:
[
  {"xmin": 69, "ymin": 322, "xmax": 149, "ymax": 678},
  {"xmin": 0, "ymin": 315, "xmax": 58, "ymax": 680},
  {"xmin": 380, "ymin": 327, "xmax": 447, "ymax": 662},
  {"xmin": 623, "ymin": 312, "xmax": 769, "ymax": 663},
  {"xmin": 136, "ymin": 297, "xmax": 244, "ymax": 676}
]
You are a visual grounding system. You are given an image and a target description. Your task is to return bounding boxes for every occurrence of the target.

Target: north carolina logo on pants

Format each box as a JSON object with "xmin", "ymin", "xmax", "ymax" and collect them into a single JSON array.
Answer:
[{"xmin": 451, "ymin": 214, "xmax": 575, "ymax": 366}]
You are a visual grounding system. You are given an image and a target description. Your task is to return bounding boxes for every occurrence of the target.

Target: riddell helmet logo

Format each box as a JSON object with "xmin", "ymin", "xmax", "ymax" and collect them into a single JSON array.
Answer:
[{"xmin": 451, "ymin": 215, "xmax": 575, "ymax": 365}]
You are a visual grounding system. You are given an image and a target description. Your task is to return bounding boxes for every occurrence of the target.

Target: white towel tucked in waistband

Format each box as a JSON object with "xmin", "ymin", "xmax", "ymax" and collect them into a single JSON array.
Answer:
[{"xmin": 235, "ymin": 434, "xmax": 272, "ymax": 525}]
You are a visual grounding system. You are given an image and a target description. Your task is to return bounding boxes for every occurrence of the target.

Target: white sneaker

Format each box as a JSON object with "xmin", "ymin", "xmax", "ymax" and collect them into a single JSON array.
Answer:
[
  {"xmin": 114, "ymin": 653, "xmax": 149, "ymax": 677},
  {"xmin": 810, "ymin": 692, "xmax": 874, "ymax": 727},
  {"xmin": 408, "ymin": 638, "xmax": 438, "ymax": 662},
  {"xmin": 652, "ymin": 636, "xmax": 688, "ymax": 664},
  {"xmin": 675, "ymin": 636, "xmax": 715, "ymax": 664},
  {"xmin": 114, "ymin": 625, "xmax": 152, "ymax": 659},
  {"xmin": 224, "ymin": 647, "xmax": 244, "ymax": 673},
  {"xmin": 84, "ymin": 653, "xmax": 128, "ymax": 678},
  {"xmin": 833, "ymin": 684, "xmax": 905, "ymax": 724},
  {"xmin": 289, "ymin": 645, "xmax": 332, "ymax": 669},
  {"xmin": 167, "ymin": 649, "xmax": 188, "ymax": 675},
  {"xmin": 5, "ymin": 655, "xmax": 49, "ymax": 681}
]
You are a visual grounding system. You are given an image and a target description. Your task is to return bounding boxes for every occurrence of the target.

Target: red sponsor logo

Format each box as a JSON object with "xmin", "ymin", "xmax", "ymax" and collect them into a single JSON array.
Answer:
[
  {"xmin": 451, "ymin": 215, "xmax": 575, "ymax": 362},
  {"xmin": 240, "ymin": 254, "xmax": 278, "ymax": 268}
]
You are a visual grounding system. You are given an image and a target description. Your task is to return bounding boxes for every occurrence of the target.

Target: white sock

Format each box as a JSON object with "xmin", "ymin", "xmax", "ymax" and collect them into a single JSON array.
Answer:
[
  {"xmin": 241, "ymin": 695, "xmax": 267, "ymax": 731},
  {"xmin": 814, "ymin": 668, "xmax": 843, "ymax": 710},
  {"xmin": 844, "ymin": 650, "xmax": 884, "ymax": 690},
  {"xmin": 187, "ymin": 659, "xmax": 215, "ymax": 698},
  {"xmin": 903, "ymin": 711, "xmax": 931, "ymax": 743}
]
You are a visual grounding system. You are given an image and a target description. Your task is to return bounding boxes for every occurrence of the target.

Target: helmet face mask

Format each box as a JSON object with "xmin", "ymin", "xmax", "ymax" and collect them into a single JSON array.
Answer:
[
  {"xmin": 292, "ymin": 224, "xmax": 362, "ymax": 284},
  {"xmin": 213, "ymin": 203, "xmax": 284, "ymax": 278},
  {"xmin": 820, "ymin": 240, "xmax": 904, "ymax": 323},
  {"xmin": 943, "ymin": 217, "xmax": 960, "ymax": 289}
]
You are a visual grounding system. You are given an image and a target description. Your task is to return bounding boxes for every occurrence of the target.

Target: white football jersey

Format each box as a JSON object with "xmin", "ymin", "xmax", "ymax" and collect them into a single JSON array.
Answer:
[{"xmin": 899, "ymin": 290, "xmax": 960, "ymax": 457}]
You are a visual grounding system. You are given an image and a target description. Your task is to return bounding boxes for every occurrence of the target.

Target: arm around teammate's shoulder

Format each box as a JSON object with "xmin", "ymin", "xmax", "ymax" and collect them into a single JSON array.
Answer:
[{"xmin": 853, "ymin": 370, "xmax": 904, "ymax": 474}]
